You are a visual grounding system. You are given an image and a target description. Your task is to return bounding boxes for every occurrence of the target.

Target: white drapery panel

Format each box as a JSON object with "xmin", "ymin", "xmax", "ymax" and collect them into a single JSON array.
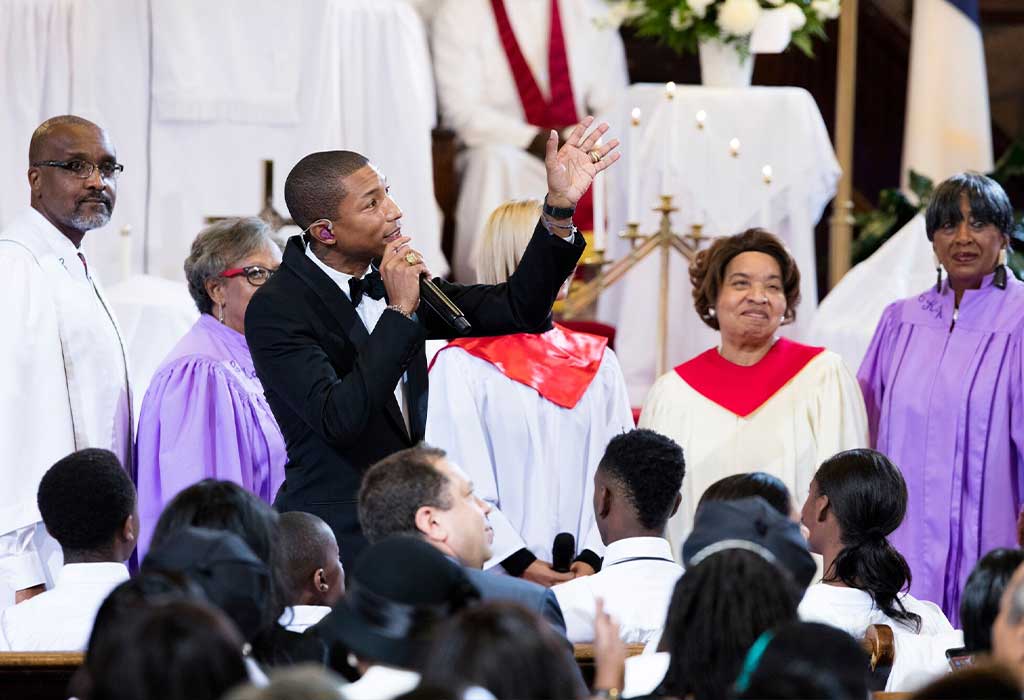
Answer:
[
  {"xmin": 595, "ymin": 85, "xmax": 839, "ymax": 404},
  {"xmin": 0, "ymin": 0, "xmax": 445, "ymax": 285}
]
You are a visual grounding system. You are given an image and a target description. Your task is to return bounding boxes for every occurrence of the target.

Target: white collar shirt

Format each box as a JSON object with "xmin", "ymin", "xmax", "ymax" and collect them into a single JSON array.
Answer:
[
  {"xmin": 0, "ymin": 562, "xmax": 130, "ymax": 651},
  {"xmin": 304, "ymin": 244, "xmax": 409, "ymax": 431},
  {"xmin": 278, "ymin": 604, "xmax": 331, "ymax": 633},
  {"xmin": 552, "ymin": 537, "xmax": 682, "ymax": 644},
  {"xmin": 340, "ymin": 665, "xmax": 421, "ymax": 700}
]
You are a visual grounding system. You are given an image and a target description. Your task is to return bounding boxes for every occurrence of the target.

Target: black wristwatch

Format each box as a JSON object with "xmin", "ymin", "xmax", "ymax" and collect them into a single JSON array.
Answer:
[{"xmin": 543, "ymin": 195, "xmax": 575, "ymax": 219}]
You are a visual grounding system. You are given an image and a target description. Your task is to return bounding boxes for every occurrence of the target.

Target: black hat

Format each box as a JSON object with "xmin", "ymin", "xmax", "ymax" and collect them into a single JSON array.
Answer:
[
  {"xmin": 314, "ymin": 535, "xmax": 479, "ymax": 668},
  {"xmin": 141, "ymin": 526, "xmax": 270, "ymax": 641},
  {"xmin": 682, "ymin": 497, "xmax": 816, "ymax": 589}
]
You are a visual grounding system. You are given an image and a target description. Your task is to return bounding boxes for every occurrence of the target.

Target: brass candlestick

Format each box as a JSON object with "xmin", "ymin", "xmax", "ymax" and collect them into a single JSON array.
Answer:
[{"xmin": 561, "ymin": 194, "xmax": 715, "ymax": 376}]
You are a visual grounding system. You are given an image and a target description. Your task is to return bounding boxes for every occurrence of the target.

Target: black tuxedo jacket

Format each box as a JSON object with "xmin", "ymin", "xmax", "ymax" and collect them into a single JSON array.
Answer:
[{"xmin": 245, "ymin": 220, "xmax": 584, "ymax": 567}]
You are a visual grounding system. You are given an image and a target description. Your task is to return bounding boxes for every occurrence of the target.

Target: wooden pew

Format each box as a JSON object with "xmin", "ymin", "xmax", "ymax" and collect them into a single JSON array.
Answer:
[
  {"xmin": 0, "ymin": 651, "xmax": 83, "ymax": 700},
  {"xmin": 862, "ymin": 623, "xmax": 896, "ymax": 692},
  {"xmin": 574, "ymin": 643, "xmax": 645, "ymax": 688}
]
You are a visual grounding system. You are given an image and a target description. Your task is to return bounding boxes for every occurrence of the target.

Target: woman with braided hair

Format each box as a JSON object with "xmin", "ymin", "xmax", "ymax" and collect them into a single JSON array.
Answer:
[{"xmin": 798, "ymin": 448, "xmax": 953, "ymax": 637}]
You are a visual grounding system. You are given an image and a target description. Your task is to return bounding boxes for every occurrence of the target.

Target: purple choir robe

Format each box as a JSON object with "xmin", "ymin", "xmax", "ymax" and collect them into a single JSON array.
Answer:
[
  {"xmin": 858, "ymin": 270, "xmax": 1024, "ymax": 625},
  {"xmin": 134, "ymin": 313, "xmax": 287, "ymax": 558}
]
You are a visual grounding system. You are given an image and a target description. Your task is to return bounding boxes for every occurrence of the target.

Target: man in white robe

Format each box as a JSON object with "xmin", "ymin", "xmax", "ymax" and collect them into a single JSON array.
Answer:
[
  {"xmin": 0, "ymin": 116, "xmax": 132, "ymax": 605},
  {"xmin": 432, "ymin": 0, "xmax": 628, "ymax": 281}
]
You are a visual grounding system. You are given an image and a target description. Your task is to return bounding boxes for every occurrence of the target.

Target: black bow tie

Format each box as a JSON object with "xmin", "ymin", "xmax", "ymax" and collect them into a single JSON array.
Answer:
[{"xmin": 349, "ymin": 271, "xmax": 387, "ymax": 306}]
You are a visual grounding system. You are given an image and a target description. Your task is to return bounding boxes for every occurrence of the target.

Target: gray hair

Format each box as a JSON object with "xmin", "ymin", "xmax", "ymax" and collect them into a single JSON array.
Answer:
[{"xmin": 184, "ymin": 217, "xmax": 275, "ymax": 314}]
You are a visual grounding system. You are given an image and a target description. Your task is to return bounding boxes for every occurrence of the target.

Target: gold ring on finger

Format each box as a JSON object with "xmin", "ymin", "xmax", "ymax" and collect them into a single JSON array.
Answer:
[
  {"xmin": 589, "ymin": 150, "xmax": 602, "ymax": 164},
  {"xmin": 404, "ymin": 252, "xmax": 419, "ymax": 266}
]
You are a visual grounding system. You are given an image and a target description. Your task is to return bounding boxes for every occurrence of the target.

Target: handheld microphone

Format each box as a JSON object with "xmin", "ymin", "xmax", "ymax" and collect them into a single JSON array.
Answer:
[
  {"xmin": 551, "ymin": 532, "xmax": 576, "ymax": 574},
  {"xmin": 420, "ymin": 276, "xmax": 472, "ymax": 334}
]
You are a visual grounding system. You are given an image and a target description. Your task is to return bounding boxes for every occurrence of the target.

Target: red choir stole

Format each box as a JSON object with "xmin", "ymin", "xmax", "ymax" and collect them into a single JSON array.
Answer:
[
  {"xmin": 489, "ymin": 0, "xmax": 594, "ymax": 230},
  {"xmin": 429, "ymin": 324, "xmax": 607, "ymax": 409},
  {"xmin": 674, "ymin": 338, "xmax": 825, "ymax": 417}
]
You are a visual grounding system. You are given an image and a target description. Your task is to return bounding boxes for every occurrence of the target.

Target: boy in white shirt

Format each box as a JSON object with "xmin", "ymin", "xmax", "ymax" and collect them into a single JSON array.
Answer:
[
  {"xmin": 0, "ymin": 448, "xmax": 136, "ymax": 650},
  {"xmin": 553, "ymin": 429, "xmax": 685, "ymax": 644}
]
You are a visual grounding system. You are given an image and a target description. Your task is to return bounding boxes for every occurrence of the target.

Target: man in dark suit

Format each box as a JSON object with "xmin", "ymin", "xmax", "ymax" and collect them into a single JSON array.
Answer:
[
  {"xmin": 357, "ymin": 444, "xmax": 567, "ymax": 636},
  {"xmin": 245, "ymin": 117, "xmax": 619, "ymax": 569}
]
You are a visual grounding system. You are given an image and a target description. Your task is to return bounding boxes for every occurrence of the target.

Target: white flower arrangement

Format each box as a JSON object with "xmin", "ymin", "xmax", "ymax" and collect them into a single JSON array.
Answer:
[{"xmin": 600, "ymin": 0, "xmax": 840, "ymax": 57}]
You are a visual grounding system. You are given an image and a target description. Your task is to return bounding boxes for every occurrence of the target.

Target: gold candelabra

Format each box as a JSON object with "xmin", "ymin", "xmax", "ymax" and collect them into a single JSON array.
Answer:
[{"xmin": 561, "ymin": 194, "xmax": 714, "ymax": 376}]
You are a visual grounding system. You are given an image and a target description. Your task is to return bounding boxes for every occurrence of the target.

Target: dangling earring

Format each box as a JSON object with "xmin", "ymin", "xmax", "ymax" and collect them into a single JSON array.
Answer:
[
  {"xmin": 218, "ymin": 303, "xmax": 226, "ymax": 324},
  {"xmin": 995, "ymin": 248, "xmax": 1008, "ymax": 290},
  {"xmin": 934, "ymin": 254, "xmax": 943, "ymax": 293}
]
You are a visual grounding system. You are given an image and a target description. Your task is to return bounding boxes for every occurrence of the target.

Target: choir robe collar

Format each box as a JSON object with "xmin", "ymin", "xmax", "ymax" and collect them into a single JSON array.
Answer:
[
  {"xmin": 431, "ymin": 323, "xmax": 607, "ymax": 409},
  {"xmin": 675, "ymin": 338, "xmax": 825, "ymax": 418}
]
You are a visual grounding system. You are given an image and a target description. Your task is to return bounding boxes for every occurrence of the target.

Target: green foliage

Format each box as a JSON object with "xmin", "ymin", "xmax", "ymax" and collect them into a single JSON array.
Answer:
[
  {"xmin": 602, "ymin": 0, "xmax": 837, "ymax": 58},
  {"xmin": 852, "ymin": 143, "xmax": 1024, "ymax": 281}
]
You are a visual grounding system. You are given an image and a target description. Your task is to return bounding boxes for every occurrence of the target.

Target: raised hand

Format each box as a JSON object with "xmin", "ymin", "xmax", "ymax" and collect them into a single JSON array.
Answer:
[{"xmin": 545, "ymin": 115, "xmax": 621, "ymax": 209}]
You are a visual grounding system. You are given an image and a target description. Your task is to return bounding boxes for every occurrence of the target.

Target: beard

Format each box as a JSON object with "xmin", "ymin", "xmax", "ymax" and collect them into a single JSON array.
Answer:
[{"xmin": 68, "ymin": 203, "xmax": 112, "ymax": 231}]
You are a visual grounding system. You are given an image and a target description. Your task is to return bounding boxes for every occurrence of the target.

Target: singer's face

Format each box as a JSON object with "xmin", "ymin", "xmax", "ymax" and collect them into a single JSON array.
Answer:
[
  {"xmin": 432, "ymin": 458, "xmax": 494, "ymax": 569},
  {"xmin": 714, "ymin": 252, "xmax": 786, "ymax": 349},
  {"xmin": 330, "ymin": 164, "xmax": 403, "ymax": 265}
]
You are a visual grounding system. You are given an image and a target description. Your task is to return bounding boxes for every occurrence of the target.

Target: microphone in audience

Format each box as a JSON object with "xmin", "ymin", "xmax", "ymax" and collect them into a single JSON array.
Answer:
[
  {"xmin": 420, "ymin": 275, "xmax": 472, "ymax": 334},
  {"xmin": 551, "ymin": 532, "xmax": 575, "ymax": 573}
]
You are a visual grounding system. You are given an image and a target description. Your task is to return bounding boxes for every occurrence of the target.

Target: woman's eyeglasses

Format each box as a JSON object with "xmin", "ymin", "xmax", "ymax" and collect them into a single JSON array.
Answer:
[{"xmin": 220, "ymin": 265, "xmax": 276, "ymax": 287}]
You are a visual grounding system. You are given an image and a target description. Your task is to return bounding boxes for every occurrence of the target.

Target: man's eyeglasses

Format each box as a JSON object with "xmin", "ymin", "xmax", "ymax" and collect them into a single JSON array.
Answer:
[
  {"xmin": 32, "ymin": 159, "xmax": 125, "ymax": 180},
  {"xmin": 221, "ymin": 265, "xmax": 276, "ymax": 287}
]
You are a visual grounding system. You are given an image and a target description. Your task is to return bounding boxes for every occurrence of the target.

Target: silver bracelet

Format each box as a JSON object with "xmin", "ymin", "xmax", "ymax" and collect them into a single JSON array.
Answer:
[{"xmin": 386, "ymin": 303, "xmax": 412, "ymax": 319}]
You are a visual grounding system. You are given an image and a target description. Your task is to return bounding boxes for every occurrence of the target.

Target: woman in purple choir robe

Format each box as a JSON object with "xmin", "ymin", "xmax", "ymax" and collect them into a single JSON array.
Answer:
[
  {"xmin": 859, "ymin": 173, "xmax": 1024, "ymax": 626},
  {"xmin": 134, "ymin": 217, "xmax": 286, "ymax": 558}
]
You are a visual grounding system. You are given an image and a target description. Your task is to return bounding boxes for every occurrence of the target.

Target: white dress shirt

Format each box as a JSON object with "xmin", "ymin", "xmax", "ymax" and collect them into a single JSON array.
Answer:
[
  {"xmin": 278, "ymin": 604, "xmax": 331, "ymax": 633},
  {"xmin": 798, "ymin": 583, "xmax": 954, "ymax": 638},
  {"xmin": 304, "ymin": 245, "xmax": 409, "ymax": 430},
  {"xmin": 0, "ymin": 561, "xmax": 129, "ymax": 651},
  {"xmin": 553, "ymin": 537, "xmax": 683, "ymax": 644},
  {"xmin": 340, "ymin": 665, "xmax": 421, "ymax": 700}
]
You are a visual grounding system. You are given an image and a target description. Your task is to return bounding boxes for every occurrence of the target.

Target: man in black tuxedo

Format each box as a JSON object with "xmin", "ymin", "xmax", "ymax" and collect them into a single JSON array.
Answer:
[{"xmin": 245, "ymin": 117, "xmax": 620, "ymax": 569}]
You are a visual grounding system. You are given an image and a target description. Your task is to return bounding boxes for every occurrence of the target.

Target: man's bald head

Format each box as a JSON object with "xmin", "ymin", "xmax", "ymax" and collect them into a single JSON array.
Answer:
[
  {"xmin": 27, "ymin": 115, "xmax": 118, "ymax": 245},
  {"xmin": 277, "ymin": 511, "xmax": 345, "ymax": 607},
  {"xmin": 29, "ymin": 115, "xmax": 106, "ymax": 162}
]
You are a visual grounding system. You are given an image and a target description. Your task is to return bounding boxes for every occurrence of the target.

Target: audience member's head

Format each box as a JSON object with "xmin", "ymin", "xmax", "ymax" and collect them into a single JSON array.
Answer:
[
  {"xmin": 593, "ymin": 429, "xmax": 684, "ymax": 544},
  {"xmin": 420, "ymin": 601, "xmax": 583, "ymax": 700},
  {"xmin": 802, "ymin": 448, "xmax": 921, "ymax": 632},
  {"xmin": 683, "ymin": 496, "xmax": 816, "ymax": 592},
  {"xmin": 223, "ymin": 664, "xmax": 347, "ymax": 700},
  {"xmin": 698, "ymin": 472, "xmax": 797, "ymax": 522},
  {"xmin": 149, "ymin": 479, "xmax": 285, "ymax": 631},
  {"xmin": 476, "ymin": 199, "xmax": 543, "ymax": 285},
  {"xmin": 72, "ymin": 571, "xmax": 206, "ymax": 700},
  {"xmin": 657, "ymin": 549, "xmax": 800, "ymax": 700},
  {"xmin": 359, "ymin": 445, "xmax": 493, "ymax": 569},
  {"xmin": 86, "ymin": 600, "xmax": 248, "ymax": 700},
  {"xmin": 733, "ymin": 621, "xmax": 871, "ymax": 700},
  {"xmin": 961, "ymin": 548, "xmax": 1024, "ymax": 654},
  {"xmin": 992, "ymin": 561, "xmax": 1024, "ymax": 684},
  {"xmin": 277, "ymin": 511, "xmax": 345, "ymax": 608},
  {"xmin": 314, "ymin": 535, "xmax": 480, "ymax": 672},
  {"xmin": 909, "ymin": 661, "xmax": 1021, "ymax": 699},
  {"xmin": 37, "ymin": 448, "xmax": 137, "ymax": 563},
  {"xmin": 143, "ymin": 526, "xmax": 272, "ymax": 643}
]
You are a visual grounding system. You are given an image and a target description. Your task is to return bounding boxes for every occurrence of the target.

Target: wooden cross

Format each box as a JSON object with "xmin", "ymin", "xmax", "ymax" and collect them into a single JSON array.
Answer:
[{"xmin": 205, "ymin": 160, "xmax": 294, "ymax": 230}]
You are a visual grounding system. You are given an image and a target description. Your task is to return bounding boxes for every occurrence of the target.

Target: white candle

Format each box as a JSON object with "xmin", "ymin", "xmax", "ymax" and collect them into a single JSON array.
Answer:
[
  {"xmin": 662, "ymin": 82, "xmax": 677, "ymax": 195},
  {"xmin": 761, "ymin": 165, "xmax": 773, "ymax": 229},
  {"xmin": 696, "ymin": 110, "xmax": 708, "ymax": 226},
  {"xmin": 593, "ymin": 137, "xmax": 606, "ymax": 251},
  {"xmin": 628, "ymin": 107, "xmax": 642, "ymax": 223},
  {"xmin": 120, "ymin": 225, "xmax": 132, "ymax": 280},
  {"xmin": 729, "ymin": 139, "xmax": 741, "ymax": 231}
]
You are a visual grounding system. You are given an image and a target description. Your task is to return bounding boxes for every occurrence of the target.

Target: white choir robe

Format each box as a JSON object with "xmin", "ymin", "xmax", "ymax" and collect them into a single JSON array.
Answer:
[
  {"xmin": 431, "ymin": 0, "xmax": 629, "ymax": 281},
  {"xmin": 0, "ymin": 209, "xmax": 132, "ymax": 601},
  {"xmin": 639, "ymin": 349, "xmax": 867, "ymax": 560},
  {"xmin": 425, "ymin": 345, "xmax": 634, "ymax": 568}
]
